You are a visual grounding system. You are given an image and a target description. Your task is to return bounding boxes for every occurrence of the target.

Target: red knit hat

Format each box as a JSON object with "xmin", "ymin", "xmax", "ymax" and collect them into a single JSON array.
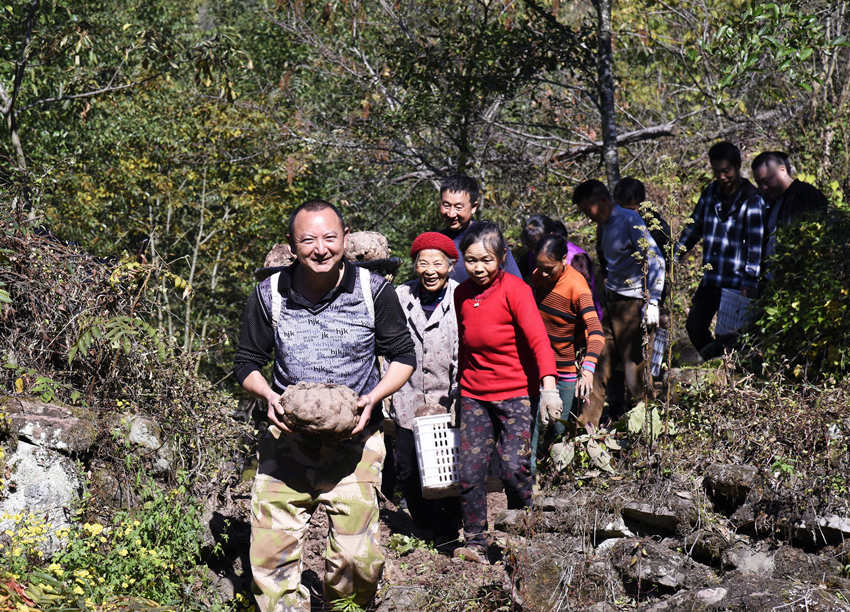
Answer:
[{"xmin": 409, "ymin": 232, "xmax": 459, "ymax": 260}]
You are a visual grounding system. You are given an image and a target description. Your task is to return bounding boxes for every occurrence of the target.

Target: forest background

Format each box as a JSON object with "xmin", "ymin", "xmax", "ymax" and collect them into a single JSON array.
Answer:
[{"xmin": 3, "ymin": 0, "xmax": 849, "ymax": 383}]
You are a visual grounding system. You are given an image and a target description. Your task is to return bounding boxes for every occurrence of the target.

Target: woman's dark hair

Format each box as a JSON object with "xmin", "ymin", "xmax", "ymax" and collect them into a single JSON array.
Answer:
[
  {"xmin": 522, "ymin": 214, "xmax": 569, "ymax": 248},
  {"xmin": 535, "ymin": 232, "xmax": 568, "ymax": 260},
  {"xmin": 459, "ymin": 221, "xmax": 506, "ymax": 263},
  {"xmin": 549, "ymin": 218, "xmax": 569, "ymax": 239},
  {"xmin": 521, "ymin": 214, "xmax": 549, "ymax": 248}
]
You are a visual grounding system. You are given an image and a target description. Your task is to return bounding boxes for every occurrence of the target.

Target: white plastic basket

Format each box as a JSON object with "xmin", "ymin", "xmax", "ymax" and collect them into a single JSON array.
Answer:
[
  {"xmin": 413, "ymin": 413, "xmax": 460, "ymax": 499},
  {"xmin": 715, "ymin": 288, "xmax": 754, "ymax": 336}
]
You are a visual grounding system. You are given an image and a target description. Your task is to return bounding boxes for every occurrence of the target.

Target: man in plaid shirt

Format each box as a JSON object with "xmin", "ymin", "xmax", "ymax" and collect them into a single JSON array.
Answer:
[{"xmin": 676, "ymin": 142, "xmax": 766, "ymax": 358}]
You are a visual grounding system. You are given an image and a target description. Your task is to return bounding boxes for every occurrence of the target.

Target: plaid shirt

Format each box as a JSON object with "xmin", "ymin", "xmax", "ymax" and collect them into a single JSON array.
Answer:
[{"xmin": 676, "ymin": 179, "xmax": 766, "ymax": 289}]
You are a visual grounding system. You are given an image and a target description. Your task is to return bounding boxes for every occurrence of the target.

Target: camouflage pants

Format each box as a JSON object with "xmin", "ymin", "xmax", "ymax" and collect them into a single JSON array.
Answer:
[
  {"xmin": 250, "ymin": 427, "xmax": 386, "ymax": 611},
  {"xmin": 458, "ymin": 396, "xmax": 532, "ymax": 548}
]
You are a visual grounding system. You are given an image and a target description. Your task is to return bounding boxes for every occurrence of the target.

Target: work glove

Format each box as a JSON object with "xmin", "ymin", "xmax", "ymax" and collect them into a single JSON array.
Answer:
[
  {"xmin": 643, "ymin": 300, "xmax": 660, "ymax": 327},
  {"xmin": 538, "ymin": 389, "xmax": 564, "ymax": 427}
]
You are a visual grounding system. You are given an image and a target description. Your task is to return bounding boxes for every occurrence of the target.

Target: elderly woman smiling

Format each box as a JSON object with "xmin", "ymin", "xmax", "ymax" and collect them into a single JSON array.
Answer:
[{"xmin": 391, "ymin": 232, "xmax": 462, "ymax": 546}]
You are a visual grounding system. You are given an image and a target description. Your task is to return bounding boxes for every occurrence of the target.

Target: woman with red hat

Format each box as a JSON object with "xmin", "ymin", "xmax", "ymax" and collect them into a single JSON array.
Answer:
[{"xmin": 391, "ymin": 232, "xmax": 462, "ymax": 546}]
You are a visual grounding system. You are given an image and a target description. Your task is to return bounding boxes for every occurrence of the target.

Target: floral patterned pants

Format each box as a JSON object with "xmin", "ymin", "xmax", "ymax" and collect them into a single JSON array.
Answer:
[{"xmin": 458, "ymin": 396, "xmax": 533, "ymax": 548}]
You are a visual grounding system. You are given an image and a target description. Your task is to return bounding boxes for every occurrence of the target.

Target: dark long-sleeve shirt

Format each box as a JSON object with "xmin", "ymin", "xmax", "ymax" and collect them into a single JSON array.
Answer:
[
  {"xmin": 676, "ymin": 180, "xmax": 765, "ymax": 290},
  {"xmin": 764, "ymin": 179, "xmax": 829, "ymax": 259}
]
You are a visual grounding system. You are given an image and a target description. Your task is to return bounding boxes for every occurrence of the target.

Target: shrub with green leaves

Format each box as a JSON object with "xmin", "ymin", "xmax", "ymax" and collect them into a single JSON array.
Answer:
[
  {"xmin": 746, "ymin": 208, "xmax": 850, "ymax": 378},
  {"xmin": 22, "ymin": 481, "xmax": 205, "ymax": 608}
]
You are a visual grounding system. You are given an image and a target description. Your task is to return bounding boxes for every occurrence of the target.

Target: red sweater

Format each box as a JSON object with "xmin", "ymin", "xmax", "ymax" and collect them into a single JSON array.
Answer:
[{"xmin": 455, "ymin": 271, "xmax": 557, "ymax": 401}]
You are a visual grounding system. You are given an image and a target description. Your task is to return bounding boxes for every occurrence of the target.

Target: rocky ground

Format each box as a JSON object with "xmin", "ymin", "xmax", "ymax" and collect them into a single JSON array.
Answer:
[
  {"xmin": 203, "ymin": 356, "xmax": 850, "ymax": 611},
  {"xmin": 4, "ymin": 346, "xmax": 850, "ymax": 610}
]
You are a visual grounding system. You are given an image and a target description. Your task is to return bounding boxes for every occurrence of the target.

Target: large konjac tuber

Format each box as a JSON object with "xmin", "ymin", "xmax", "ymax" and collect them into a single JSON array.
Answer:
[{"xmin": 280, "ymin": 382, "xmax": 362, "ymax": 437}]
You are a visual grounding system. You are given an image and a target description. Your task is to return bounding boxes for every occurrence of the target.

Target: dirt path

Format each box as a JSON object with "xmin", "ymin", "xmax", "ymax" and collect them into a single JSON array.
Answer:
[{"xmin": 297, "ymin": 492, "xmax": 511, "ymax": 610}]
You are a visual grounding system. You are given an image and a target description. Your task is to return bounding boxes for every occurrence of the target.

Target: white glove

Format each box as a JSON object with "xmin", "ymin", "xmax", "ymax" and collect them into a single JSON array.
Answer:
[
  {"xmin": 643, "ymin": 301, "xmax": 660, "ymax": 327},
  {"xmin": 538, "ymin": 389, "xmax": 564, "ymax": 427}
]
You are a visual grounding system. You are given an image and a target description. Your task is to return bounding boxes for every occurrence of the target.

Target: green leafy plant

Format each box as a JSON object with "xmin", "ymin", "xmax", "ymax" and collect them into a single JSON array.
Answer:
[
  {"xmin": 387, "ymin": 533, "xmax": 434, "ymax": 556},
  {"xmin": 68, "ymin": 314, "xmax": 167, "ymax": 364},
  {"xmin": 615, "ymin": 401, "xmax": 678, "ymax": 445},
  {"xmin": 771, "ymin": 457, "xmax": 796, "ymax": 478},
  {"xmin": 550, "ymin": 423, "xmax": 622, "ymax": 477},
  {"xmin": 15, "ymin": 480, "xmax": 206, "ymax": 607},
  {"xmin": 329, "ymin": 593, "xmax": 367, "ymax": 612},
  {"xmin": 745, "ymin": 209, "xmax": 850, "ymax": 379}
]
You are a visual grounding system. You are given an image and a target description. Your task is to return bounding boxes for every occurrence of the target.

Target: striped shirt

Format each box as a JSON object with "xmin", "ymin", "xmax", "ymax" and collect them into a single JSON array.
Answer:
[{"xmin": 533, "ymin": 265, "xmax": 605, "ymax": 381}]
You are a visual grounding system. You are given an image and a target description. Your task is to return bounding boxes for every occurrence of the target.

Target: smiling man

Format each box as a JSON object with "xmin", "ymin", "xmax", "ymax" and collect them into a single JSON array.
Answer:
[
  {"xmin": 437, "ymin": 174, "xmax": 522, "ymax": 282},
  {"xmin": 676, "ymin": 142, "xmax": 766, "ymax": 359},
  {"xmin": 233, "ymin": 199, "xmax": 414, "ymax": 611}
]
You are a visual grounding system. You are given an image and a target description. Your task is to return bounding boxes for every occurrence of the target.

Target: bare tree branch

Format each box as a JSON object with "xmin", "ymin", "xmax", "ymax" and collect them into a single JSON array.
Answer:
[
  {"xmin": 553, "ymin": 122, "xmax": 678, "ymax": 162},
  {"xmin": 20, "ymin": 76, "xmax": 159, "ymax": 111}
]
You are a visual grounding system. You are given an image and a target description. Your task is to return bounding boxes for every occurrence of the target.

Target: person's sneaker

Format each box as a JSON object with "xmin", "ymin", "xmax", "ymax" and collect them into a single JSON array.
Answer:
[{"xmin": 452, "ymin": 545, "xmax": 488, "ymax": 564}]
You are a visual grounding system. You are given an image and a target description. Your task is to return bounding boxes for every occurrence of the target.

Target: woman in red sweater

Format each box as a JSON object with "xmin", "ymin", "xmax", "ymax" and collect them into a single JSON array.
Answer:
[{"xmin": 452, "ymin": 222, "xmax": 561, "ymax": 563}]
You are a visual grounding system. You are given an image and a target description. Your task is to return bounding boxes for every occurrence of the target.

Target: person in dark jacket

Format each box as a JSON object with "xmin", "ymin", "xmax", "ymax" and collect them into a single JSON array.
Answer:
[
  {"xmin": 437, "ymin": 174, "xmax": 522, "ymax": 282},
  {"xmin": 751, "ymin": 151, "xmax": 829, "ymax": 261}
]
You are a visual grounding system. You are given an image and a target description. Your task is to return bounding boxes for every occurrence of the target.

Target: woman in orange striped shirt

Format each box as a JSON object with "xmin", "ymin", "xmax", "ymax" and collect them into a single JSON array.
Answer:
[{"xmin": 531, "ymin": 233, "xmax": 606, "ymax": 468}]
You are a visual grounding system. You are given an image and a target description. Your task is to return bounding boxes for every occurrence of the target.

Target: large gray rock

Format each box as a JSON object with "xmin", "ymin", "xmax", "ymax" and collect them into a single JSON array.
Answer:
[
  {"xmin": 670, "ymin": 336, "xmax": 703, "ymax": 367},
  {"xmin": 644, "ymin": 586, "xmax": 728, "ymax": 610},
  {"xmin": 494, "ymin": 504, "xmax": 632, "ymax": 542},
  {"xmin": 773, "ymin": 544, "xmax": 848, "ymax": 588},
  {"xmin": 610, "ymin": 538, "xmax": 717, "ymax": 593},
  {"xmin": 683, "ymin": 529, "xmax": 730, "ymax": 567},
  {"xmin": 375, "ymin": 586, "xmax": 431, "ymax": 611},
  {"xmin": 794, "ymin": 514, "xmax": 850, "ymax": 547},
  {"xmin": 595, "ymin": 515, "xmax": 636, "ymax": 541},
  {"xmin": 729, "ymin": 502, "xmax": 756, "ymax": 533},
  {"xmin": 0, "ymin": 440, "xmax": 81, "ymax": 554},
  {"xmin": 3, "ymin": 396, "xmax": 97, "ymax": 454},
  {"xmin": 721, "ymin": 541, "xmax": 775, "ymax": 575},
  {"xmin": 644, "ymin": 574, "xmax": 850, "ymax": 611},
  {"xmin": 118, "ymin": 413, "xmax": 174, "ymax": 474},
  {"xmin": 505, "ymin": 534, "xmax": 586, "ymax": 612},
  {"xmin": 703, "ymin": 463, "xmax": 758, "ymax": 513},
  {"xmin": 621, "ymin": 500, "xmax": 694, "ymax": 535}
]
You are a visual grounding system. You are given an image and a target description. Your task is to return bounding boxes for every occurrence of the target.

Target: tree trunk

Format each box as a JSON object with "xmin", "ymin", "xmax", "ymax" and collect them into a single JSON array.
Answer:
[{"xmin": 593, "ymin": 0, "xmax": 620, "ymax": 190}]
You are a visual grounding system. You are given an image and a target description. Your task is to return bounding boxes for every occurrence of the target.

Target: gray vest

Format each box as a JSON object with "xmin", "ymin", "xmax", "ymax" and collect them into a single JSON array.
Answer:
[{"xmin": 258, "ymin": 267, "xmax": 382, "ymax": 396}]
